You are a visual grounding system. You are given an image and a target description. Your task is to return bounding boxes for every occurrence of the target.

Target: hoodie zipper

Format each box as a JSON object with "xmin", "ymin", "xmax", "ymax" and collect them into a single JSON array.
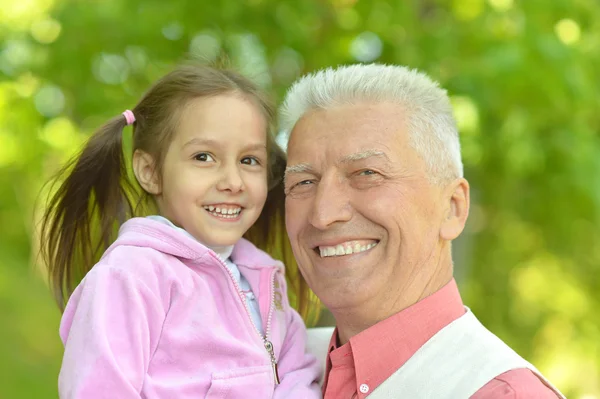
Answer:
[{"xmin": 211, "ymin": 252, "xmax": 280, "ymax": 385}]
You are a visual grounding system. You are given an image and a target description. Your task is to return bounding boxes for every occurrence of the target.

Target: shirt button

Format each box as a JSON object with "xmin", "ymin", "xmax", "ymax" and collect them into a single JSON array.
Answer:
[{"xmin": 359, "ymin": 383, "xmax": 369, "ymax": 394}]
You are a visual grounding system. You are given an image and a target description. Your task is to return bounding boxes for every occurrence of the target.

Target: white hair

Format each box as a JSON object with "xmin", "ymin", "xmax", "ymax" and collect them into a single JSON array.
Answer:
[{"xmin": 279, "ymin": 63, "xmax": 463, "ymax": 184}]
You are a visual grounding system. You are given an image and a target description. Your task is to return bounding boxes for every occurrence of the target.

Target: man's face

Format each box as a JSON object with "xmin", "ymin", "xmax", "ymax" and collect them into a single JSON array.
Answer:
[{"xmin": 284, "ymin": 102, "xmax": 450, "ymax": 311}]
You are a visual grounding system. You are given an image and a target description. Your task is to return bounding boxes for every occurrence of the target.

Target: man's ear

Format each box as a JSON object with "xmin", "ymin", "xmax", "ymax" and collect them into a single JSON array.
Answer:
[
  {"xmin": 133, "ymin": 149, "xmax": 161, "ymax": 195},
  {"xmin": 440, "ymin": 178, "xmax": 470, "ymax": 241}
]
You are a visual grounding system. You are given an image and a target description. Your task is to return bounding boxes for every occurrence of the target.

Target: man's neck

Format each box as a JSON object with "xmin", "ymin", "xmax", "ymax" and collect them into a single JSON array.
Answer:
[{"xmin": 333, "ymin": 260, "xmax": 454, "ymax": 345}]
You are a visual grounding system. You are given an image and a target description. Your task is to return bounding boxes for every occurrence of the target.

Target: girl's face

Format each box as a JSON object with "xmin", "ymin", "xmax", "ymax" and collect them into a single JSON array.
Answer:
[{"xmin": 146, "ymin": 94, "xmax": 269, "ymax": 247}]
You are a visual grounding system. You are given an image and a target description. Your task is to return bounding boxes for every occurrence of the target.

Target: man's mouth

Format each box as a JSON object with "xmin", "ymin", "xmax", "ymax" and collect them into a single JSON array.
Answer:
[
  {"xmin": 315, "ymin": 240, "xmax": 379, "ymax": 258},
  {"xmin": 202, "ymin": 204, "xmax": 243, "ymax": 219}
]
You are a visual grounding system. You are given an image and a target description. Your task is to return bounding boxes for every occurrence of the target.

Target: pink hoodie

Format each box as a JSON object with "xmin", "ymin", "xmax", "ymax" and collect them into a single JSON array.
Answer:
[{"xmin": 58, "ymin": 217, "xmax": 321, "ymax": 398}]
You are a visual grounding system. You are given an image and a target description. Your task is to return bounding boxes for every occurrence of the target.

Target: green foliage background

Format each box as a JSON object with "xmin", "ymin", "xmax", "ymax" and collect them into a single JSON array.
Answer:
[{"xmin": 1, "ymin": 0, "xmax": 599, "ymax": 397}]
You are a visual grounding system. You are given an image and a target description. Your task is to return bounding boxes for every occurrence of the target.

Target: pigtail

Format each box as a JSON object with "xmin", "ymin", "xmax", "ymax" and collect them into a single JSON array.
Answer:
[{"xmin": 40, "ymin": 114, "xmax": 138, "ymax": 310}]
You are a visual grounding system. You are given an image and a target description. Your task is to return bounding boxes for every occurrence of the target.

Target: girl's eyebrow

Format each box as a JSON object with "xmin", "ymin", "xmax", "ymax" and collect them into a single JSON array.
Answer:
[
  {"xmin": 182, "ymin": 138, "xmax": 266, "ymax": 152},
  {"xmin": 182, "ymin": 138, "xmax": 221, "ymax": 149},
  {"xmin": 242, "ymin": 143, "xmax": 268, "ymax": 152}
]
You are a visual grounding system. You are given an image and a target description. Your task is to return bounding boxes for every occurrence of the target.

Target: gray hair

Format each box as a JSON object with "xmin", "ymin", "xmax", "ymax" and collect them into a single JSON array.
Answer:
[{"xmin": 279, "ymin": 63, "xmax": 463, "ymax": 184}]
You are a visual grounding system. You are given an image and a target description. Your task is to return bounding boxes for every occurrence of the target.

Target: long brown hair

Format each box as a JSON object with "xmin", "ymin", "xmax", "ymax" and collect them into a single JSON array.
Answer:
[{"xmin": 39, "ymin": 63, "xmax": 320, "ymax": 324}]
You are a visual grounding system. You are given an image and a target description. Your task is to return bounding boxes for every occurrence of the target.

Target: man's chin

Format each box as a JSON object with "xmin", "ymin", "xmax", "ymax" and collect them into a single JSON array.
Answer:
[{"xmin": 314, "ymin": 281, "xmax": 375, "ymax": 313}]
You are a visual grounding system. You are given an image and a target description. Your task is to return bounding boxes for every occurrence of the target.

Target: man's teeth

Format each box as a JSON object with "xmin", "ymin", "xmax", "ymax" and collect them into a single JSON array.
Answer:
[
  {"xmin": 319, "ymin": 241, "xmax": 378, "ymax": 257},
  {"xmin": 203, "ymin": 205, "xmax": 242, "ymax": 218}
]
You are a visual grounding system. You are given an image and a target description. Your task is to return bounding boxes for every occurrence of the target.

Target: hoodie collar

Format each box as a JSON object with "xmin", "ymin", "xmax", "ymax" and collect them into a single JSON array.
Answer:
[
  {"xmin": 112, "ymin": 217, "xmax": 282, "ymax": 270},
  {"xmin": 146, "ymin": 215, "xmax": 234, "ymax": 260}
]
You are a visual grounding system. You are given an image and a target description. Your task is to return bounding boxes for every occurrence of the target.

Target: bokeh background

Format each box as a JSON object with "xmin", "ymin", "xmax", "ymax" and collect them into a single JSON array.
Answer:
[{"xmin": 1, "ymin": 0, "xmax": 599, "ymax": 397}]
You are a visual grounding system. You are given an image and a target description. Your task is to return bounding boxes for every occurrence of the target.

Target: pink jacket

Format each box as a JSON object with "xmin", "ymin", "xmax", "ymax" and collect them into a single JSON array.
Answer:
[{"xmin": 58, "ymin": 217, "xmax": 321, "ymax": 398}]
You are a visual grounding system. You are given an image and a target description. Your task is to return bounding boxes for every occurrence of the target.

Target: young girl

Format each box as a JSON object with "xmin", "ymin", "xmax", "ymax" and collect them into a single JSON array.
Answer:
[{"xmin": 40, "ymin": 64, "xmax": 321, "ymax": 398}]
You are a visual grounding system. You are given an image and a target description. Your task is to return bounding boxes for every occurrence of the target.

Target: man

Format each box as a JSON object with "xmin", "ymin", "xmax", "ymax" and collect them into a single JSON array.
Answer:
[{"xmin": 280, "ymin": 64, "xmax": 564, "ymax": 398}]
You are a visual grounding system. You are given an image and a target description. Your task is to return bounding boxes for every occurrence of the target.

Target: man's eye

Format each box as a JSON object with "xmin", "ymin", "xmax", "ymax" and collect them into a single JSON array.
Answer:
[
  {"xmin": 241, "ymin": 157, "xmax": 260, "ymax": 166},
  {"xmin": 285, "ymin": 179, "xmax": 315, "ymax": 195},
  {"xmin": 194, "ymin": 153, "xmax": 215, "ymax": 162},
  {"xmin": 296, "ymin": 180, "xmax": 314, "ymax": 187},
  {"xmin": 359, "ymin": 169, "xmax": 377, "ymax": 176}
]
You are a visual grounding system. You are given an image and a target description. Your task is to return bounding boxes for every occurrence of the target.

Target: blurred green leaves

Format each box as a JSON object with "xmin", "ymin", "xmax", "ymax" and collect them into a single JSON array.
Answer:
[{"xmin": 1, "ymin": 0, "xmax": 599, "ymax": 397}]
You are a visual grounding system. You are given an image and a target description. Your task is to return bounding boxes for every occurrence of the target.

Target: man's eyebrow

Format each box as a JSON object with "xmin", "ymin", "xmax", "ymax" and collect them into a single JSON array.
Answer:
[
  {"xmin": 285, "ymin": 163, "xmax": 313, "ymax": 174},
  {"xmin": 284, "ymin": 163, "xmax": 313, "ymax": 184},
  {"xmin": 340, "ymin": 150, "xmax": 389, "ymax": 163}
]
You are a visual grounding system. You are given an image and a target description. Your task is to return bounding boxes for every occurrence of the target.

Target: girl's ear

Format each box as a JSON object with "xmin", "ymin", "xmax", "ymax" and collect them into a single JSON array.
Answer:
[{"xmin": 133, "ymin": 150, "xmax": 161, "ymax": 195}]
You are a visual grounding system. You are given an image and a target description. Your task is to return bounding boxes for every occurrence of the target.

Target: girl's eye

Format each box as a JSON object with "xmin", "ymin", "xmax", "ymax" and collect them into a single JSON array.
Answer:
[
  {"xmin": 241, "ymin": 157, "xmax": 260, "ymax": 166},
  {"xmin": 194, "ymin": 153, "xmax": 215, "ymax": 162}
]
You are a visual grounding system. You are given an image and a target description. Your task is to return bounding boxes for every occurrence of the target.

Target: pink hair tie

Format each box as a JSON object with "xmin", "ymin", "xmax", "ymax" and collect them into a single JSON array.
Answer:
[{"xmin": 122, "ymin": 109, "xmax": 136, "ymax": 125}]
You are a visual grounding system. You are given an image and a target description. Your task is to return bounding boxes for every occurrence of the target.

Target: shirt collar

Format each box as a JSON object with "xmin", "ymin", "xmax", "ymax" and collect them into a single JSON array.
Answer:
[{"xmin": 324, "ymin": 278, "xmax": 466, "ymax": 396}]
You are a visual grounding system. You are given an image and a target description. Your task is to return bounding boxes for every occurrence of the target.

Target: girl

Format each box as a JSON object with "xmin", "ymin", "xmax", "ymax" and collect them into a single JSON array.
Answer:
[{"xmin": 40, "ymin": 64, "xmax": 321, "ymax": 398}]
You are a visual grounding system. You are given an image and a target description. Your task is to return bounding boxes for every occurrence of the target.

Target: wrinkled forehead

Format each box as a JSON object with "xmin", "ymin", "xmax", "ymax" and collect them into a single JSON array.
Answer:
[{"xmin": 285, "ymin": 103, "xmax": 409, "ymax": 163}]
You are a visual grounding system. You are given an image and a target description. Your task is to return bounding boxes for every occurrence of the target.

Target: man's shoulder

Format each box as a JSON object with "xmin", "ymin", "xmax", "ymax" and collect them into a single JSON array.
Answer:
[{"xmin": 472, "ymin": 368, "xmax": 560, "ymax": 399}]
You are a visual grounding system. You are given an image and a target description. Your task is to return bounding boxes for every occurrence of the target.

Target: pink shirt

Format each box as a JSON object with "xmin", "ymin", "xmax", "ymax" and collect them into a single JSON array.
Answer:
[{"xmin": 323, "ymin": 279, "xmax": 559, "ymax": 398}]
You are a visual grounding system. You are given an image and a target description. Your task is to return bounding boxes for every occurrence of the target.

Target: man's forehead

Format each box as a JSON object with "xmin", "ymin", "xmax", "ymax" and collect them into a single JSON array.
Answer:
[
  {"xmin": 287, "ymin": 104, "xmax": 406, "ymax": 144},
  {"xmin": 285, "ymin": 103, "xmax": 406, "ymax": 169},
  {"xmin": 293, "ymin": 102, "xmax": 405, "ymax": 127}
]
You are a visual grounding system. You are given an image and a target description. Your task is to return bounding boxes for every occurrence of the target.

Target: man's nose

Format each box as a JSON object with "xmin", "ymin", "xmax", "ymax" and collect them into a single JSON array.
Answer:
[{"xmin": 308, "ymin": 174, "xmax": 352, "ymax": 230}]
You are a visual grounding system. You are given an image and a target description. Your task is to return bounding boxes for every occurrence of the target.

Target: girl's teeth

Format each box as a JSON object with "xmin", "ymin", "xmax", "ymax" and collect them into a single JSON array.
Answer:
[{"xmin": 203, "ymin": 205, "xmax": 242, "ymax": 218}]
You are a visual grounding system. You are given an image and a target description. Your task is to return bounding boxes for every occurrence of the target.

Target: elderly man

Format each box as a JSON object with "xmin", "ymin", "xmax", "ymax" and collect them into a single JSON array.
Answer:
[{"xmin": 280, "ymin": 64, "xmax": 564, "ymax": 398}]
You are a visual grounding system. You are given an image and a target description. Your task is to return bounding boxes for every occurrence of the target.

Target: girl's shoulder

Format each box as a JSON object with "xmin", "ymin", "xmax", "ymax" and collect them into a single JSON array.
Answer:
[
  {"xmin": 87, "ymin": 243, "xmax": 184, "ymax": 294},
  {"xmin": 87, "ymin": 217, "xmax": 207, "ymax": 294}
]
